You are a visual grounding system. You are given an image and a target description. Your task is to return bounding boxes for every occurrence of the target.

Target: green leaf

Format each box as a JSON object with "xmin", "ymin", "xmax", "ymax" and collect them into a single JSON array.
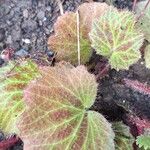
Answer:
[
  {"xmin": 135, "ymin": 0, "xmax": 150, "ymax": 42},
  {"xmin": 144, "ymin": 44, "xmax": 150, "ymax": 69},
  {"xmin": 17, "ymin": 65, "xmax": 115, "ymax": 150},
  {"xmin": 137, "ymin": 135, "xmax": 150, "ymax": 150},
  {"xmin": 90, "ymin": 7, "xmax": 144, "ymax": 70},
  {"xmin": 0, "ymin": 60, "xmax": 39, "ymax": 133},
  {"xmin": 109, "ymin": 49, "xmax": 141, "ymax": 70},
  {"xmin": 113, "ymin": 122, "xmax": 134, "ymax": 150}
]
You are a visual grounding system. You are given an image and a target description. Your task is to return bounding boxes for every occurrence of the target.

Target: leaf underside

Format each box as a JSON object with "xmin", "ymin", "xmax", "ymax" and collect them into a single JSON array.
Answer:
[
  {"xmin": 0, "ymin": 60, "xmax": 39, "ymax": 133},
  {"xmin": 90, "ymin": 7, "xmax": 144, "ymax": 70},
  {"xmin": 17, "ymin": 65, "xmax": 115, "ymax": 150}
]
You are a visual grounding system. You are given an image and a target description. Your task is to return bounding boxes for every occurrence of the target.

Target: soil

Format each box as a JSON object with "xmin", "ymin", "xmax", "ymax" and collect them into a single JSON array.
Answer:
[
  {"xmin": 0, "ymin": 0, "xmax": 149, "ymax": 150},
  {"xmin": 93, "ymin": 60, "xmax": 150, "ymax": 121}
]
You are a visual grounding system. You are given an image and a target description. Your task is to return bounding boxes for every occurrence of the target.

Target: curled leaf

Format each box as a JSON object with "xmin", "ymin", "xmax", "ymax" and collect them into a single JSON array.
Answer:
[
  {"xmin": 90, "ymin": 7, "xmax": 144, "ymax": 70},
  {"xmin": 0, "ymin": 60, "xmax": 39, "ymax": 133},
  {"xmin": 18, "ymin": 65, "xmax": 115, "ymax": 150},
  {"xmin": 48, "ymin": 2, "xmax": 109, "ymax": 65}
]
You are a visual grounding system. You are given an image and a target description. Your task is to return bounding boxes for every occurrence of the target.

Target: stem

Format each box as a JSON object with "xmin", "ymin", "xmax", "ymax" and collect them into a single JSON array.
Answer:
[
  {"xmin": 77, "ymin": 10, "xmax": 80, "ymax": 66},
  {"xmin": 96, "ymin": 64, "xmax": 110, "ymax": 81},
  {"xmin": 137, "ymin": 0, "xmax": 150, "ymax": 21},
  {"xmin": 0, "ymin": 136, "xmax": 20, "ymax": 149},
  {"xmin": 132, "ymin": 0, "xmax": 137, "ymax": 11}
]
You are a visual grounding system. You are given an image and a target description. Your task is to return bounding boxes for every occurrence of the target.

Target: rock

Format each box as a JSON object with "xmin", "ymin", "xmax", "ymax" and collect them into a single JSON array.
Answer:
[
  {"xmin": 6, "ymin": 35, "xmax": 12, "ymax": 44},
  {"xmin": 23, "ymin": 9, "xmax": 29, "ymax": 18},
  {"xmin": 11, "ymin": 29, "xmax": 21, "ymax": 42},
  {"xmin": 22, "ymin": 38, "xmax": 31, "ymax": 44},
  {"xmin": 0, "ymin": 28, "xmax": 5, "ymax": 42},
  {"xmin": 47, "ymin": 50, "xmax": 54, "ymax": 57},
  {"xmin": 37, "ymin": 10, "xmax": 45, "ymax": 20},
  {"xmin": 46, "ymin": 6, "xmax": 52, "ymax": 12},
  {"xmin": 22, "ymin": 20, "xmax": 37, "ymax": 32},
  {"xmin": 15, "ymin": 49, "xmax": 29, "ymax": 57}
]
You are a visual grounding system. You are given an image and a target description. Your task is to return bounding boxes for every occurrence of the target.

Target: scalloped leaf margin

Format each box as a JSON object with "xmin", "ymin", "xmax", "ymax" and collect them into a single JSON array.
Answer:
[
  {"xmin": 17, "ymin": 65, "xmax": 115, "ymax": 150},
  {"xmin": 0, "ymin": 60, "xmax": 39, "ymax": 133},
  {"xmin": 113, "ymin": 122, "xmax": 134, "ymax": 150},
  {"xmin": 48, "ymin": 2, "xmax": 109, "ymax": 65},
  {"xmin": 136, "ymin": 135, "xmax": 150, "ymax": 150},
  {"xmin": 90, "ymin": 7, "xmax": 144, "ymax": 70}
]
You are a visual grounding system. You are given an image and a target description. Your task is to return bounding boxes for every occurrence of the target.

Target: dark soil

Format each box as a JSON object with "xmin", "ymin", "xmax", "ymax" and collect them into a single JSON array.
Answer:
[
  {"xmin": 93, "ymin": 60, "xmax": 150, "ymax": 121},
  {"xmin": 0, "ymin": 0, "xmax": 149, "ymax": 150},
  {"xmin": 0, "ymin": 0, "xmax": 85, "ymax": 55}
]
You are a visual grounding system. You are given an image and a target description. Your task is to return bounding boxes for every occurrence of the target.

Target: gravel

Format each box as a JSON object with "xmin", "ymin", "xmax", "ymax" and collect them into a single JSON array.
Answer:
[{"xmin": 0, "ymin": 0, "xmax": 84, "ymax": 54}]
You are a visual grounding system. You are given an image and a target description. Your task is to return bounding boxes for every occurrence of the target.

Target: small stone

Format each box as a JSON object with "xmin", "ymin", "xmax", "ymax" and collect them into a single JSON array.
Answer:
[
  {"xmin": 11, "ymin": 29, "xmax": 21, "ymax": 42},
  {"xmin": 0, "ymin": 28, "xmax": 5, "ymax": 42},
  {"xmin": 44, "ymin": 28, "xmax": 50, "ymax": 35},
  {"xmin": 37, "ymin": 10, "xmax": 45, "ymax": 20},
  {"xmin": 6, "ymin": 35, "xmax": 12, "ymax": 44},
  {"xmin": 43, "ymin": 17, "xmax": 47, "ymax": 21},
  {"xmin": 47, "ymin": 50, "xmax": 54, "ymax": 57},
  {"xmin": 22, "ymin": 20, "xmax": 37, "ymax": 32},
  {"xmin": 46, "ymin": 6, "xmax": 52, "ymax": 12},
  {"xmin": 22, "ymin": 39, "xmax": 31, "ymax": 44},
  {"xmin": 15, "ymin": 49, "xmax": 29, "ymax": 57},
  {"xmin": 23, "ymin": 9, "xmax": 29, "ymax": 18},
  {"xmin": 38, "ymin": 20, "xmax": 43, "ymax": 26}
]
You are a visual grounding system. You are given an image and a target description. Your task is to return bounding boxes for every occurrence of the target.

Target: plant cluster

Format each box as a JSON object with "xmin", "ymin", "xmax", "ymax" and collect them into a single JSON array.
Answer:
[{"xmin": 0, "ymin": 1, "xmax": 150, "ymax": 150}]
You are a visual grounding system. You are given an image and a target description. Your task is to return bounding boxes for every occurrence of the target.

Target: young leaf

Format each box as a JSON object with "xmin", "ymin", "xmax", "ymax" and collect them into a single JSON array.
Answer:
[
  {"xmin": 17, "ymin": 65, "xmax": 115, "ymax": 150},
  {"xmin": 135, "ymin": 0, "xmax": 150, "ymax": 42},
  {"xmin": 0, "ymin": 60, "xmax": 39, "ymax": 133},
  {"xmin": 90, "ymin": 7, "xmax": 144, "ymax": 70},
  {"xmin": 144, "ymin": 45, "xmax": 150, "ymax": 69},
  {"xmin": 112, "ymin": 122, "xmax": 134, "ymax": 150},
  {"xmin": 48, "ymin": 3, "xmax": 109, "ymax": 65},
  {"xmin": 136, "ymin": 130, "xmax": 150, "ymax": 150}
]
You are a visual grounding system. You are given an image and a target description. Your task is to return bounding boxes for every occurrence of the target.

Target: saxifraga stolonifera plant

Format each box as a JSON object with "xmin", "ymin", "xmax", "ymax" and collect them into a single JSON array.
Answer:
[{"xmin": 0, "ymin": 2, "xmax": 150, "ymax": 150}]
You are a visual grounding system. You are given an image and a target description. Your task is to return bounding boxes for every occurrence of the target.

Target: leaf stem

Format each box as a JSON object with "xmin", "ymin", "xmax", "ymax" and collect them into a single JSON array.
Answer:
[
  {"xmin": 137, "ymin": 0, "xmax": 150, "ymax": 21},
  {"xmin": 132, "ymin": 0, "xmax": 137, "ymax": 11},
  {"xmin": 0, "ymin": 136, "xmax": 20, "ymax": 149},
  {"xmin": 77, "ymin": 10, "xmax": 80, "ymax": 66},
  {"xmin": 96, "ymin": 64, "xmax": 110, "ymax": 81}
]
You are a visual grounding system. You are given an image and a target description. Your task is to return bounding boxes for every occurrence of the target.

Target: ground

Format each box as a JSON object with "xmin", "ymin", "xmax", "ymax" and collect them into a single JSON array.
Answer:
[{"xmin": 0, "ymin": 0, "xmax": 149, "ymax": 150}]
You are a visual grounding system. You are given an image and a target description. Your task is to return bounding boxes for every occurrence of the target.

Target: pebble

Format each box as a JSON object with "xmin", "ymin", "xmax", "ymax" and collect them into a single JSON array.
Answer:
[
  {"xmin": 22, "ymin": 38, "xmax": 31, "ymax": 44},
  {"xmin": 15, "ymin": 48, "xmax": 29, "ymax": 57},
  {"xmin": 11, "ymin": 29, "xmax": 21, "ymax": 42},
  {"xmin": 0, "ymin": 28, "xmax": 5, "ymax": 42},
  {"xmin": 6, "ymin": 35, "xmax": 12, "ymax": 44},
  {"xmin": 23, "ymin": 9, "xmax": 29, "ymax": 18},
  {"xmin": 37, "ymin": 10, "xmax": 45, "ymax": 20},
  {"xmin": 46, "ymin": 6, "xmax": 52, "ymax": 12},
  {"xmin": 47, "ymin": 50, "xmax": 54, "ymax": 57}
]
